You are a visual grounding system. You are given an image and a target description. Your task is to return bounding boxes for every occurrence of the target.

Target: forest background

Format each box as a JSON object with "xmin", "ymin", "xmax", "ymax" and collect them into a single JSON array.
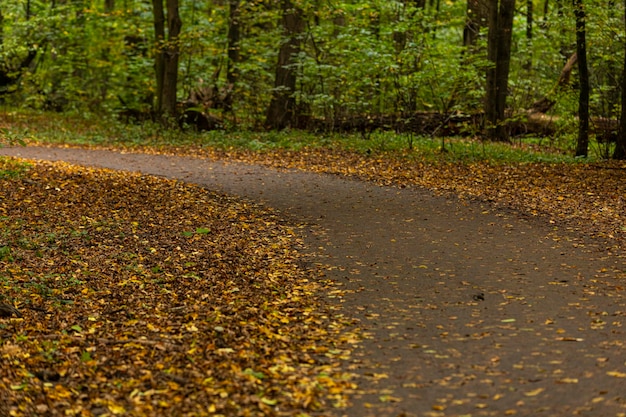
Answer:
[{"xmin": 2, "ymin": 0, "xmax": 626, "ymax": 159}]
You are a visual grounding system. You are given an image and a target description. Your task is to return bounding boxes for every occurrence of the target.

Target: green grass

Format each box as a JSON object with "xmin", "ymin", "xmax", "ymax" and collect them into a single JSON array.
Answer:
[
  {"xmin": 0, "ymin": 156, "xmax": 31, "ymax": 179},
  {"xmin": 0, "ymin": 107, "xmax": 610, "ymax": 164}
]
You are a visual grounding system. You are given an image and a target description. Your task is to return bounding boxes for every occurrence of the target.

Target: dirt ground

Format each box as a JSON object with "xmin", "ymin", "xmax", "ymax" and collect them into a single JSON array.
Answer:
[{"xmin": 2, "ymin": 146, "xmax": 626, "ymax": 417}]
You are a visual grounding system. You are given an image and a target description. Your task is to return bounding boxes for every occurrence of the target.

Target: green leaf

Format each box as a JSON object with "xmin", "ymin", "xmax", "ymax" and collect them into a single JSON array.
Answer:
[{"xmin": 243, "ymin": 368, "xmax": 266, "ymax": 379}]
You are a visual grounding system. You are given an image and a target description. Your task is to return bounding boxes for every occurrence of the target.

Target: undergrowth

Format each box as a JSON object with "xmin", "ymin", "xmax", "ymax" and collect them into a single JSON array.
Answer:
[{"xmin": 0, "ymin": 108, "xmax": 607, "ymax": 164}]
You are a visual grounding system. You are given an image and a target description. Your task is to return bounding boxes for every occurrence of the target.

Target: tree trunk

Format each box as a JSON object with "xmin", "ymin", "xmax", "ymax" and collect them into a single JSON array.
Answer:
[
  {"xmin": 485, "ymin": 0, "xmax": 498, "ymax": 134},
  {"xmin": 224, "ymin": 0, "xmax": 240, "ymax": 112},
  {"xmin": 614, "ymin": 0, "xmax": 626, "ymax": 159},
  {"xmin": 265, "ymin": 0, "xmax": 305, "ymax": 130},
  {"xmin": 526, "ymin": 0, "xmax": 533, "ymax": 40},
  {"xmin": 524, "ymin": 0, "xmax": 532, "ymax": 70},
  {"xmin": 151, "ymin": 0, "xmax": 182, "ymax": 118},
  {"xmin": 0, "ymin": 9, "xmax": 4, "ymax": 47},
  {"xmin": 574, "ymin": 0, "xmax": 589, "ymax": 157},
  {"xmin": 485, "ymin": 0, "xmax": 515, "ymax": 141},
  {"xmin": 152, "ymin": 0, "xmax": 165, "ymax": 114},
  {"xmin": 162, "ymin": 0, "xmax": 181, "ymax": 116},
  {"xmin": 104, "ymin": 0, "xmax": 114, "ymax": 12},
  {"xmin": 464, "ymin": 0, "xmax": 488, "ymax": 48}
]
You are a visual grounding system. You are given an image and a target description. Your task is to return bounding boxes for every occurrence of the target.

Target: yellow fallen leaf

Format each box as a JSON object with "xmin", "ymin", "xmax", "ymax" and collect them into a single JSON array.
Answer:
[
  {"xmin": 524, "ymin": 387, "xmax": 545, "ymax": 397},
  {"xmin": 108, "ymin": 404, "xmax": 126, "ymax": 415},
  {"xmin": 556, "ymin": 378, "xmax": 578, "ymax": 384},
  {"xmin": 607, "ymin": 371, "xmax": 626, "ymax": 378},
  {"xmin": 379, "ymin": 395, "xmax": 402, "ymax": 403}
]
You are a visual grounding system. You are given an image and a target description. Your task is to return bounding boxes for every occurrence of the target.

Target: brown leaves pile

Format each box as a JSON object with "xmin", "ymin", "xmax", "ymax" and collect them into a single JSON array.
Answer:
[{"xmin": 0, "ymin": 159, "xmax": 354, "ymax": 416}]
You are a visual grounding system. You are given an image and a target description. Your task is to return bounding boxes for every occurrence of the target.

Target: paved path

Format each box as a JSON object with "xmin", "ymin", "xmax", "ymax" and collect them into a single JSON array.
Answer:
[{"xmin": 2, "ymin": 146, "xmax": 626, "ymax": 416}]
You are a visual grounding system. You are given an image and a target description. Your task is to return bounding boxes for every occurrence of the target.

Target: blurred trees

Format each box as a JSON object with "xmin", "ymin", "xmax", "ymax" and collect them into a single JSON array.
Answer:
[{"xmin": 0, "ymin": 0, "xmax": 625, "ymax": 156}]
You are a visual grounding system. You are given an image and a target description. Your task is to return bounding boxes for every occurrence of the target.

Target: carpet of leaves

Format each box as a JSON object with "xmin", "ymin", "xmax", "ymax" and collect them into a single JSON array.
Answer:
[{"xmin": 0, "ymin": 159, "xmax": 355, "ymax": 417}]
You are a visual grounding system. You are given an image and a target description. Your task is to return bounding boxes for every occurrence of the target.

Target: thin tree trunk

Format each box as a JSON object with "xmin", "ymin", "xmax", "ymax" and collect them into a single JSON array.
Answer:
[
  {"xmin": 614, "ymin": 0, "xmax": 626, "ymax": 159},
  {"xmin": 526, "ymin": 0, "xmax": 533, "ymax": 71},
  {"xmin": 526, "ymin": 0, "xmax": 533, "ymax": 40},
  {"xmin": 151, "ymin": 0, "xmax": 182, "ymax": 118},
  {"xmin": 485, "ymin": 0, "xmax": 498, "ymax": 136},
  {"xmin": 485, "ymin": 0, "xmax": 515, "ymax": 141},
  {"xmin": 152, "ymin": 0, "xmax": 165, "ymax": 114},
  {"xmin": 224, "ymin": 0, "xmax": 240, "ymax": 112},
  {"xmin": 104, "ymin": 0, "xmax": 114, "ymax": 11},
  {"xmin": 574, "ymin": 0, "xmax": 589, "ymax": 157},
  {"xmin": 162, "ymin": 0, "xmax": 182, "ymax": 116},
  {"xmin": 464, "ymin": 0, "xmax": 488, "ymax": 48},
  {"xmin": 265, "ymin": 0, "xmax": 305, "ymax": 130},
  {"xmin": 495, "ymin": 0, "xmax": 515, "ymax": 141}
]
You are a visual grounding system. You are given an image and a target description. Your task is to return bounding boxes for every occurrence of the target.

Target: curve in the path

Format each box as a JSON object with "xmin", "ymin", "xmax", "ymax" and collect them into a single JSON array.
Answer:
[{"xmin": 2, "ymin": 146, "xmax": 626, "ymax": 417}]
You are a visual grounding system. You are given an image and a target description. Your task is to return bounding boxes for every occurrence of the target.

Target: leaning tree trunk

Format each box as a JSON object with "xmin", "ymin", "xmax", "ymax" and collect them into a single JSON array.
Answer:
[
  {"xmin": 574, "ymin": 0, "xmax": 589, "ymax": 157},
  {"xmin": 265, "ymin": 0, "xmax": 305, "ymax": 130},
  {"xmin": 485, "ymin": 0, "xmax": 515, "ymax": 141},
  {"xmin": 614, "ymin": 0, "xmax": 626, "ymax": 159},
  {"xmin": 530, "ymin": 52, "xmax": 577, "ymax": 113}
]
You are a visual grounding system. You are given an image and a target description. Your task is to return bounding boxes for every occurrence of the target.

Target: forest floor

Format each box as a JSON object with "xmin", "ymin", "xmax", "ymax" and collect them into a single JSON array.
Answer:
[{"xmin": 1, "ymin": 144, "xmax": 626, "ymax": 416}]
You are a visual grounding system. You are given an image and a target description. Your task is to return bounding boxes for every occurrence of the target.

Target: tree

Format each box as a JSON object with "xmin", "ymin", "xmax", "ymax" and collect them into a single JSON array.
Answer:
[
  {"xmin": 224, "ymin": 0, "xmax": 240, "ymax": 113},
  {"xmin": 152, "ymin": 0, "xmax": 182, "ymax": 117},
  {"xmin": 573, "ymin": 0, "xmax": 589, "ymax": 157},
  {"xmin": 0, "ymin": 4, "xmax": 37, "ymax": 96},
  {"xmin": 463, "ymin": 0, "xmax": 488, "ymax": 48},
  {"xmin": 484, "ymin": 0, "xmax": 515, "ymax": 141},
  {"xmin": 614, "ymin": 0, "xmax": 626, "ymax": 160},
  {"xmin": 265, "ymin": 0, "xmax": 305, "ymax": 130}
]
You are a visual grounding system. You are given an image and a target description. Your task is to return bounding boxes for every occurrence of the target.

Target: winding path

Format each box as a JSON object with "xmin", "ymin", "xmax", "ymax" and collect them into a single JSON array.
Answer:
[{"xmin": 2, "ymin": 146, "xmax": 626, "ymax": 416}]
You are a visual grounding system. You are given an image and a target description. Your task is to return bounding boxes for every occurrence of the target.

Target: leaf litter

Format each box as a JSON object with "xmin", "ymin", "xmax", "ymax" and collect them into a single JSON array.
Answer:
[{"xmin": 0, "ymin": 159, "xmax": 356, "ymax": 416}]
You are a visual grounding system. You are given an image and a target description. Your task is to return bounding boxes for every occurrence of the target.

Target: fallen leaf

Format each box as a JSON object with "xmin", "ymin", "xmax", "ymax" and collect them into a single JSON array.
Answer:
[{"xmin": 524, "ymin": 388, "xmax": 545, "ymax": 397}]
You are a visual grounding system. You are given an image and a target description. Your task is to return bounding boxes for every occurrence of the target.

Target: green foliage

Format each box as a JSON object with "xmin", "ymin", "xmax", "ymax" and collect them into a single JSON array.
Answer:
[
  {"xmin": 0, "ymin": 127, "xmax": 27, "ymax": 146},
  {"xmin": 0, "ymin": 0, "xmax": 625, "ymax": 154}
]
